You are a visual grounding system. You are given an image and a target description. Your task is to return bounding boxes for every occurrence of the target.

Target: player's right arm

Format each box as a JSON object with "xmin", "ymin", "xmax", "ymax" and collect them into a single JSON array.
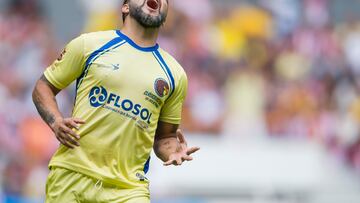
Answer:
[{"xmin": 32, "ymin": 35, "xmax": 86, "ymax": 149}]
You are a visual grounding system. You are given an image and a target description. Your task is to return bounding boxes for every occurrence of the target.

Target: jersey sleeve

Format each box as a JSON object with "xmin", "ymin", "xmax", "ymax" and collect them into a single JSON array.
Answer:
[
  {"xmin": 159, "ymin": 71, "xmax": 188, "ymax": 124},
  {"xmin": 44, "ymin": 35, "xmax": 85, "ymax": 89}
]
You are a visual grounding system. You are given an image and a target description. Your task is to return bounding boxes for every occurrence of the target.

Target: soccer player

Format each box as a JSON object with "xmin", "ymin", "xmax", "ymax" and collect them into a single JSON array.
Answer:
[{"xmin": 32, "ymin": 0, "xmax": 200, "ymax": 202}]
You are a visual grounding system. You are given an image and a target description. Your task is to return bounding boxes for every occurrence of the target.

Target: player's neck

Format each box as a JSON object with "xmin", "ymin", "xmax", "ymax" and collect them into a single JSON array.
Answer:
[{"xmin": 121, "ymin": 19, "xmax": 159, "ymax": 48}]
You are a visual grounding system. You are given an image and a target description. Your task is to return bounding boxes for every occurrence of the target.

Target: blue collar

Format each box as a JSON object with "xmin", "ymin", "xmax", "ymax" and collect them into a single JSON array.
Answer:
[{"xmin": 116, "ymin": 30, "xmax": 159, "ymax": 52}]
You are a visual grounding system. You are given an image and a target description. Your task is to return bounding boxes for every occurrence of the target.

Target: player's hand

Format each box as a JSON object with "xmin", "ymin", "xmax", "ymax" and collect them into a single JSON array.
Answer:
[
  {"xmin": 50, "ymin": 117, "xmax": 85, "ymax": 149},
  {"xmin": 164, "ymin": 129, "xmax": 200, "ymax": 166}
]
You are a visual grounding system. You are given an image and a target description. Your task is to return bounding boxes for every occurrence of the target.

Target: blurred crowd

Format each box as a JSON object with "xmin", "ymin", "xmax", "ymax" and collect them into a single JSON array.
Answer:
[{"xmin": 1, "ymin": 0, "xmax": 360, "ymax": 201}]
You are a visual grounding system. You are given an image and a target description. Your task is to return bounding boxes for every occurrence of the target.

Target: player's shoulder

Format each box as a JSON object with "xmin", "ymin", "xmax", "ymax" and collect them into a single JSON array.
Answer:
[
  {"xmin": 81, "ymin": 30, "xmax": 117, "ymax": 39},
  {"xmin": 78, "ymin": 30, "xmax": 120, "ymax": 50},
  {"xmin": 158, "ymin": 48, "xmax": 187, "ymax": 79}
]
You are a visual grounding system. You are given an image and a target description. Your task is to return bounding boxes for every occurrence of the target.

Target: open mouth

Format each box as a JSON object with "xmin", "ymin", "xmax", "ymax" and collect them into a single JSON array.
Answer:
[{"xmin": 147, "ymin": 0, "xmax": 159, "ymax": 10}]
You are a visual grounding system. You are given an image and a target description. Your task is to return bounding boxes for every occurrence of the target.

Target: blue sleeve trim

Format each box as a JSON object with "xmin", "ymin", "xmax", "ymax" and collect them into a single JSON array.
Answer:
[
  {"xmin": 116, "ymin": 30, "xmax": 159, "ymax": 52},
  {"xmin": 153, "ymin": 50, "xmax": 175, "ymax": 97},
  {"xmin": 143, "ymin": 156, "xmax": 151, "ymax": 174},
  {"xmin": 76, "ymin": 34, "xmax": 126, "ymax": 89},
  {"xmin": 152, "ymin": 52, "xmax": 173, "ymax": 96}
]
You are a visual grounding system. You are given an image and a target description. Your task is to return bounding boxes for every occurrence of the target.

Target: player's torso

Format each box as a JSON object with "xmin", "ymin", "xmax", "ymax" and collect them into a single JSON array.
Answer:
[{"xmin": 52, "ymin": 31, "xmax": 174, "ymax": 186}]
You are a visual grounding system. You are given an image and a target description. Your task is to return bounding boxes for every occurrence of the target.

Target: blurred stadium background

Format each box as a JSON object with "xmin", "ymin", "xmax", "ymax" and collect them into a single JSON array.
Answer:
[{"xmin": 2, "ymin": 0, "xmax": 360, "ymax": 202}]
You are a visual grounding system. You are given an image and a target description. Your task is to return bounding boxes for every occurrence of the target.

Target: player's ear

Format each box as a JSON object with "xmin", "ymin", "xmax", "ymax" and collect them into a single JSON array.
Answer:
[{"xmin": 122, "ymin": 1, "xmax": 130, "ymax": 16}]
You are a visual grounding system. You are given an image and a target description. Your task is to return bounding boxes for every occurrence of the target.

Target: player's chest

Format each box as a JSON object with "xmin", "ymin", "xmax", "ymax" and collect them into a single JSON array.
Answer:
[{"xmin": 86, "ymin": 51, "xmax": 172, "ymax": 107}]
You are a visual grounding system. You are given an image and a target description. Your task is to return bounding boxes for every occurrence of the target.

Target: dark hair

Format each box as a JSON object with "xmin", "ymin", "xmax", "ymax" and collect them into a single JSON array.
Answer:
[{"xmin": 122, "ymin": 0, "xmax": 129, "ymax": 22}]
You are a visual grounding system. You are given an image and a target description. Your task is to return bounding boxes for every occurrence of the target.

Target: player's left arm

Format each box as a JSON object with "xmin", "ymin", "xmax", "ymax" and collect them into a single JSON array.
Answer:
[
  {"xmin": 153, "ymin": 64, "xmax": 199, "ymax": 166},
  {"xmin": 154, "ymin": 121, "xmax": 200, "ymax": 166}
]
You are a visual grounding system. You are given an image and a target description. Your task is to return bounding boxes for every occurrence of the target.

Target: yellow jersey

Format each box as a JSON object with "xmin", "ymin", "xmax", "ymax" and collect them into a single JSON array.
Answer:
[{"xmin": 44, "ymin": 30, "xmax": 188, "ymax": 188}]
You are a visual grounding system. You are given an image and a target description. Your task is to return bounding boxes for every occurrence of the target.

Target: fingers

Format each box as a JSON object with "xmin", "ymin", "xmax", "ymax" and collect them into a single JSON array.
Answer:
[
  {"xmin": 163, "ymin": 153, "xmax": 195, "ymax": 166},
  {"xmin": 62, "ymin": 125, "xmax": 80, "ymax": 140},
  {"xmin": 63, "ymin": 118, "xmax": 85, "ymax": 139},
  {"xmin": 176, "ymin": 129, "xmax": 187, "ymax": 145},
  {"xmin": 67, "ymin": 119, "xmax": 80, "ymax": 130},
  {"xmin": 163, "ymin": 156, "xmax": 194, "ymax": 166},
  {"xmin": 52, "ymin": 117, "xmax": 86, "ymax": 149},
  {"xmin": 65, "ymin": 118, "xmax": 85, "ymax": 130},
  {"xmin": 57, "ymin": 134, "xmax": 75, "ymax": 149},
  {"xmin": 62, "ymin": 131, "xmax": 80, "ymax": 146},
  {"xmin": 55, "ymin": 118, "xmax": 85, "ymax": 149},
  {"xmin": 164, "ymin": 158, "xmax": 183, "ymax": 166},
  {"xmin": 57, "ymin": 131, "xmax": 80, "ymax": 148},
  {"xmin": 163, "ymin": 159, "xmax": 175, "ymax": 166},
  {"xmin": 182, "ymin": 155, "xmax": 193, "ymax": 161},
  {"xmin": 73, "ymin": 118, "xmax": 86, "ymax": 124},
  {"xmin": 186, "ymin": 147, "xmax": 200, "ymax": 155}
]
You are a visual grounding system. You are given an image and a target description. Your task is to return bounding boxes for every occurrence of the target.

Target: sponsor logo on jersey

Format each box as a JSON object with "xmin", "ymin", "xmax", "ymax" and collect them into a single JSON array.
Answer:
[
  {"xmin": 95, "ymin": 63, "xmax": 120, "ymax": 71},
  {"xmin": 154, "ymin": 78, "xmax": 169, "ymax": 97},
  {"xmin": 89, "ymin": 86, "xmax": 108, "ymax": 107},
  {"xmin": 89, "ymin": 86, "xmax": 153, "ymax": 124},
  {"xmin": 57, "ymin": 49, "xmax": 66, "ymax": 61},
  {"xmin": 144, "ymin": 91, "xmax": 163, "ymax": 108},
  {"xmin": 111, "ymin": 64, "xmax": 120, "ymax": 70}
]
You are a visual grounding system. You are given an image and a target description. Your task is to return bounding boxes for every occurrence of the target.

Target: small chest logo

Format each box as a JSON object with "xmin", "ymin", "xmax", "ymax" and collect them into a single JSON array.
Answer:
[
  {"xmin": 95, "ymin": 63, "xmax": 120, "ymax": 71},
  {"xmin": 111, "ymin": 64, "xmax": 120, "ymax": 70},
  {"xmin": 154, "ymin": 78, "xmax": 169, "ymax": 97}
]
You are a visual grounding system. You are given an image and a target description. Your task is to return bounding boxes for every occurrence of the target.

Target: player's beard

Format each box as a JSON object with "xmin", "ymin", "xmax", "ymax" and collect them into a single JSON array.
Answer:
[{"xmin": 129, "ymin": 0, "xmax": 167, "ymax": 28}]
